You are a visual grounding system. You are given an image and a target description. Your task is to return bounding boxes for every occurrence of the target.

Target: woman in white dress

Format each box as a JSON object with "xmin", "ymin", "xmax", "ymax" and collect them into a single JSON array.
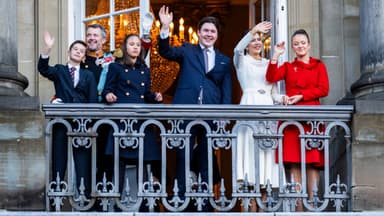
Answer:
[{"xmin": 234, "ymin": 21, "xmax": 288, "ymax": 211}]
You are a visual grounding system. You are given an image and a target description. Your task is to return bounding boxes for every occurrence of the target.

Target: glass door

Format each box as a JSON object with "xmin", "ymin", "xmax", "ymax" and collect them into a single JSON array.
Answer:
[{"xmin": 74, "ymin": 0, "xmax": 149, "ymax": 51}]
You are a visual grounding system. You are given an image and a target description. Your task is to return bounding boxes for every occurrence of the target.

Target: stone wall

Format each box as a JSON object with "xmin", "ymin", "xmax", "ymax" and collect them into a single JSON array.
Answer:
[
  {"xmin": 0, "ymin": 101, "xmax": 45, "ymax": 210},
  {"xmin": 351, "ymin": 100, "xmax": 384, "ymax": 210}
]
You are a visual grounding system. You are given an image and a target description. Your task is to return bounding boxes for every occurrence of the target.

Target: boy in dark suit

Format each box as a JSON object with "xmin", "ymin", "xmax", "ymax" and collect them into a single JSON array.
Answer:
[{"xmin": 38, "ymin": 31, "xmax": 97, "ymax": 200}]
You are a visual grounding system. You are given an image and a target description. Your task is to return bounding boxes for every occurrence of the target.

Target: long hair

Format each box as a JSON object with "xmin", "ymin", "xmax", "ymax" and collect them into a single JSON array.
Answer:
[{"xmin": 118, "ymin": 33, "xmax": 146, "ymax": 67}]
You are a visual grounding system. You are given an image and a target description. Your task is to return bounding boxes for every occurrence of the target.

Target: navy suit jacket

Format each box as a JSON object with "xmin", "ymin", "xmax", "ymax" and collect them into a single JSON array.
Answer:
[
  {"xmin": 159, "ymin": 37, "xmax": 232, "ymax": 104},
  {"xmin": 38, "ymin": 56, "xmax": 97, "ymax": 103}
]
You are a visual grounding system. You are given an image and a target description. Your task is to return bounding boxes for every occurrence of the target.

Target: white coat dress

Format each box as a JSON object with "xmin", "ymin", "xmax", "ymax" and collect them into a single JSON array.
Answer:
[{"xmin": 233, "ymin": 32, "xmax": 282, "ymax": 186}]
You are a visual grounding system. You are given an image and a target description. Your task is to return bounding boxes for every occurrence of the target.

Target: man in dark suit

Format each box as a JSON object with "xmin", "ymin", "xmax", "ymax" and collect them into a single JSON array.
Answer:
[
  {"xmin": 81, "ymin": 24, "xmax": 116, "ymax": 193},
  {"xmin": 158, "ymin": 6, "xmax": 232, "ymax": 211},
  {"xmin": 38, "ymin": 31, "xmax": 97, "ymax": 198}
]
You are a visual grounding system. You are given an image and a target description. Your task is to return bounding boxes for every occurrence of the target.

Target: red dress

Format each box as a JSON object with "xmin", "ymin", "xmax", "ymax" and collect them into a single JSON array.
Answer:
[{"xmin": 266, "ymin": 57, "xmax": 329, "ymax": 167}]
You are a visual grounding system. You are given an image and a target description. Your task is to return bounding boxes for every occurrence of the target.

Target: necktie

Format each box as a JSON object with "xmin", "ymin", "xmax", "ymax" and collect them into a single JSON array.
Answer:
[
  {"xmin": 70, "ymin": 67, "xmax": 76, "ymax": 84},
  {"xmin": 203, "ymin": 48, "xmax": 209, "ymax": 73}
]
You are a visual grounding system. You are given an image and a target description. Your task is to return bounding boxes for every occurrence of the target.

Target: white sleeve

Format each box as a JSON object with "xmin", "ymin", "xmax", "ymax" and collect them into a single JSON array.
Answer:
[
  {"xmin": 233, "ymin": 32, "xmax": 253, "ymax": 69},
  {"xmin": 271, "ymin": 82, "xmax": 283, "ymax": 104}
]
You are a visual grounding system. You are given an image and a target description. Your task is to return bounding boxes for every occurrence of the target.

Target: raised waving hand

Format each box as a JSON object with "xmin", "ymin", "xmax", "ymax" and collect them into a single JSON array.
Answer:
[
  {"xmin": 42, "ymin": 31, "xmax": 55, "ymax": 56},
  {"xmin": 251, "ymin": 21, "xmax": 272, "ymax": 35},
  {"xmin": 158, "ymin": 5, "xmax": 173, "ymax": 30}
]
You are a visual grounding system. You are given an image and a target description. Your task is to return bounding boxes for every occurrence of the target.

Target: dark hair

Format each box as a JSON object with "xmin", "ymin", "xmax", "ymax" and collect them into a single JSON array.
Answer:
[
  {"xmin": 69, "ymin": 40, "xmax": 87, "ymax": 50},
  {"xmin": 119, "ymin": 33, "xmax": 146, "ymax": 67},
  {"xmin": 291, "ymin": 29, "xmax": 310, "ymax": 44},
  {"xmin": 86, "ymin": 23, "xmax": 107, "ymax": 39},
  {"xmin": 197, "ymin": 16, "xmax": 220, "ymax": 32}
]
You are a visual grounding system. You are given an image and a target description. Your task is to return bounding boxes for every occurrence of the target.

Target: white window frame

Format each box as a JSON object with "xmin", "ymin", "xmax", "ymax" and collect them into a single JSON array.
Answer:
[
  {"xmin": 71, "ymin": 0, "xmax": 150, "ymax": 50},
  {"xmin": 249, "ymin": 0, "xmax": 288, "ymax": 94},
  {"xmin": 248, "ymin": 0, "xmax": 287, "ymax": 61}
]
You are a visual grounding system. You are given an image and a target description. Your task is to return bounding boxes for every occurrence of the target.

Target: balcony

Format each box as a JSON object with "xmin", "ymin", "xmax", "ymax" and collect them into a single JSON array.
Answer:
[{"xmin": 39, "ymin": 103, "xmax": 354, "ymax": 214}]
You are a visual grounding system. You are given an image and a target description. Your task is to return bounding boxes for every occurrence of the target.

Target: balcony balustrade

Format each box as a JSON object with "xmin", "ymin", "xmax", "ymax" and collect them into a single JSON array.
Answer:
[{"xmin": 42, "ymin": 104, "xmax": 353, "ymax": 212}]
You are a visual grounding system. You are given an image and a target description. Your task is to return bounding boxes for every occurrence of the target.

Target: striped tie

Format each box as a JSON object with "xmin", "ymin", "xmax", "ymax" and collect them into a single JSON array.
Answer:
[{"xmin": 70, "ymin": 67, "xmax": 76, "ymax": 84}]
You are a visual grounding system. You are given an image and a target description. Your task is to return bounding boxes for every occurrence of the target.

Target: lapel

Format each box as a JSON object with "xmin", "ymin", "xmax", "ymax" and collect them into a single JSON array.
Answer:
[
  {"xmin": 212, "ymin": 50, "xmax": 220, "ymax": 73},
  {"xmin": 76, "ymin": 68, "xmax": 89, "ymax": 89},
  {"xmin": 77, "ymin": 68, "xmax": 84, "ymax": 85},
  {"xmin": 65, "ymin": 64, "xmax": 75, "ymax": 86},
  {"xmin": 194, "ymin": 45, "xmax": 206, "ymax": 75}
]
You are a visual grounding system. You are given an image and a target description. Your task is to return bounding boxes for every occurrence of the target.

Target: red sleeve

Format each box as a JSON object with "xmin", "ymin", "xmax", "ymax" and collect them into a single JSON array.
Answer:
[
  {"xmin": 266, "ymin": 61, "xmax": 286, "ymax": 82},
  {"xmin": 301, "ymin": 62, "xmax": 329, "ymax": 101}
]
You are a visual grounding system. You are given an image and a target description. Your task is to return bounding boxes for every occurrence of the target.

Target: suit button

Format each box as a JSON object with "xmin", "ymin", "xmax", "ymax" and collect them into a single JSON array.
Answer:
[
  {"xmin": 125, "ymin": 69, "xmax": 129, "ymax": 73},
  {"xmin": 141, "ymin": 82, "xmax": 145, "ymax": 86},
  {"xmin": 126, "ymin": 92, "xmax": 130, "ymax": 96},
  {"xmin": 140, "ymin": 95, "xmax": 144, "ymax": 99},
  {"xmin": 127, "ymin": 80, "xmax": 131, "ymax": 85}
]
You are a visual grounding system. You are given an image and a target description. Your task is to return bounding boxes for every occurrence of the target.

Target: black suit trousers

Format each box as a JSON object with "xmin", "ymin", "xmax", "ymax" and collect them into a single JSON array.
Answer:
[{"xmin": 51, "ymin": 123, "xmax": 91, "ymax": 197}]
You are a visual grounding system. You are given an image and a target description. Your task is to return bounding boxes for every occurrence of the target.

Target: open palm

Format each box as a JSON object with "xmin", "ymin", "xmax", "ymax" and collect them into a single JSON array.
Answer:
[
  {"xmin": 158, "ymin": 5, "xmax": 173, "ymax": 26},
  {"xmin": 274, "ymin": 41, "xmax": 286, "ymax": 55},
  {"xmin": 255, "ymin": 21, "xmax": 272, "ymax": 34},
  {"xmin": 43, "ymin": 31, "xmax": 55, "ymax": 48}
]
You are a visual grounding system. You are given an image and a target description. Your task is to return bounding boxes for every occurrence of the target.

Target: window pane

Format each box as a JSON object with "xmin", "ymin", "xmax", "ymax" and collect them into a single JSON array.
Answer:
[
  {"xmin": 114, "ymin": 11, "xmax": 140, "ymax": 48},
  {"xmin": 86, "ymin": 0, "xmax": 110, "ymax": 17},
  {"xmin": 84, "ymin": 18, "xmax": 111, "ymax": 51},
  {"xmin": 115, "ymin": 0, "xmax": 139, "ymax": 12}
]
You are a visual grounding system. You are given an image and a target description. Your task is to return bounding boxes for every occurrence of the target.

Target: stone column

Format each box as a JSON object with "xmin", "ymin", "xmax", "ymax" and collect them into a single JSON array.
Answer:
[
  {"xmin": 0, "ymin": 1, "xmax": 44, "ymax": 210},
  {"xmin": 350, "ymin": 0, "xmax": 384, "ymax": 211},
  {"xmin": 351, "ymin": 0, "xmax": 384, "ymax": 99},
  {"xmin": 0, "ymin": 1, "xmax": 28, "ymax": 97}
]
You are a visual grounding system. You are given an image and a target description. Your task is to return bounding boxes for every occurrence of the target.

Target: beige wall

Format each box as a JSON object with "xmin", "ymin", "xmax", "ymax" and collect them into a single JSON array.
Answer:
[
  {"xmin": 17, "ymin": 0, "xmax": 37, "ymax": 96},
  {"xmin": 18, "ymin": 0, "xmax": 69, "ymax": 103},
  {"xmin": 287, "ymin": 0, "xmax": 320, "ymax": 60},
  {"xmin": 287, "ymin": 0, "xmax": 359, "ymax": 105}
]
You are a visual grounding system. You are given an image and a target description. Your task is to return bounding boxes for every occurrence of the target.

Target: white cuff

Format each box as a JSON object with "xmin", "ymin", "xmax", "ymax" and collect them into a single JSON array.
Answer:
[
  {"xmin": 40, "ymin": 54, "xmax": 49, "ymax": 59},
  {"xmin": 160, "ymin": 29, "xmax": 169, "ymax": 39}
]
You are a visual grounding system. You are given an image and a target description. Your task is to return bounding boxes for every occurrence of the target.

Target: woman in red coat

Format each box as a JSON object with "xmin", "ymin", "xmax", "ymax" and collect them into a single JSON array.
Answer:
[{"xmin": 266, "ymin": 29, "xmax": 329, "ymax": 211}]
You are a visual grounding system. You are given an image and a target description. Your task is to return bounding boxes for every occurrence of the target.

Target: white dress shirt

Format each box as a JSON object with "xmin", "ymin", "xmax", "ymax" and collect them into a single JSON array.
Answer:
[{"xmin": 68, "ymin": 64, "xmax": 80, "ymax": 87}]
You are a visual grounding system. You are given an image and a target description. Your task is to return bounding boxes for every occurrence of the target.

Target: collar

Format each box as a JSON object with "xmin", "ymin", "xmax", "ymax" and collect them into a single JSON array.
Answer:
[
  {"xmin": 68, "ymin": 64, "xmax": 80, "ymax": 71},
  {"xmin": 86, "ymin": 50, "xmax": 104, "ymax": 58},
  {"xmin": 199, "ymin": 44, "xmax": 214, "ymax": 52}
]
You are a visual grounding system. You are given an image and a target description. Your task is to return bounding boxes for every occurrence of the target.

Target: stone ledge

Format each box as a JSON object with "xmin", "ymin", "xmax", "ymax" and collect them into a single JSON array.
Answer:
[
  {"xmin": 355, "ymin": 100, "xmax": 384, "ymax": 114},
  {"xmin": 0, "ymin": 96, "xmax": 40, "ymax": 110},
  {"xmin": 0, "ymin": 211, "xmax": 383, "ymax": 216}
]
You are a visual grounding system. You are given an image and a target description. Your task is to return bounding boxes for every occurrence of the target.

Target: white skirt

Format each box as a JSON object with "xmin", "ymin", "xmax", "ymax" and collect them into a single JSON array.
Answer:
[{"xmin": 235, "ymin": 121, "xmax": 281, "ymax": 187}]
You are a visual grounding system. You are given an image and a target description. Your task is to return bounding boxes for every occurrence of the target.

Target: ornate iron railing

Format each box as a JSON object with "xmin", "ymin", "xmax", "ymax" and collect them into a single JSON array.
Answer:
[{"xmin": 42, "ymin": 104, "xmax": 353, "ymax": 212}]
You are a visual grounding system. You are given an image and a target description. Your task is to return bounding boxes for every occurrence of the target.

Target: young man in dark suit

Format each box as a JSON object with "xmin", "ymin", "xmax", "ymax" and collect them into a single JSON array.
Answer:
[
  {"xmin": 158, "ymin": 6, "xmax": 232, "ymax": 211},
  {"xmin": 38, "ymin": 31, "xmax": 97, "ymax": 199}
]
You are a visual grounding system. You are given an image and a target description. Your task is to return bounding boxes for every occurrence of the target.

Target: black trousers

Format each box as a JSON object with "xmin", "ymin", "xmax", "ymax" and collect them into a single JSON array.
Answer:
[
  {"xmin": 175, "ymin": 124, "xmax": 220, "ymax": 212},
  {"xmin": 51, "ymin": 124, "xmax": 91, "ymax": 197}
]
